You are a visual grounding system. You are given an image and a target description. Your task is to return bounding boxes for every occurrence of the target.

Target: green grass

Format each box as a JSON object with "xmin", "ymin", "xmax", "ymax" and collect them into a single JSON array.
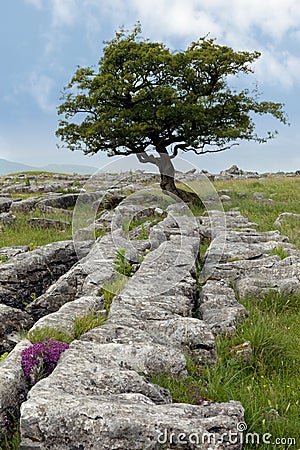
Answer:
[
  {"xmin": 213, "ymin": 177, "xmax": 300, "ymax": 248},
  {"xmin": 0, "ymin": 421, "xmax": 20, "ymax": 450},
  {"xmin": 101, "ymin": 273, "xmax": 128, "ymax": 312},
  {"xmin": 0, "ymin": 209, "xmax": 72, "ymax": 249},
  {"xmin": 268, "ymin": 246, "xmax": 290, "ymax": 259},
  {"xmin": 27, "ymin": 309, "xmax": 107, "ymax": 344}
]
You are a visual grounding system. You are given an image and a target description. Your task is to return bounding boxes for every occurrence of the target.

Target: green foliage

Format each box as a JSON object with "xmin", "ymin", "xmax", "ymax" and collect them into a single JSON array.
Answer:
[
  {"xmin": 27, "ymin": 309, "xmax": 107, "ymax": 344},
  {"xmin": 0, "ymin": 210, "xmax": 72, "ymax": 248},
  {"xmin": 0, "ymin": 255, "xmax": 8, "ymax": 264},
  {"xmin": 27, "ymin": 326, "xmax": 74, "ymax": 344},
  {"xmin": 0, "ymin": 420, "xmax": 20, "ymax": 450},
  {"xmin": 73, "ymin": 310, "xmax": 106, "ymax": 338},
  {"xmin": 268, "ymin": 246, "xmax": 289, "ymax": 259},
  {"xmin": 56, "ymin": 24, "xmax": 287, "ymax": 161},
  {"xmin": 114, "ymin": 248, "xmax": 134, "ymax": 277},
  {"xmin": 101, "ymin": 274, "xmax": 128, "ymax": 312},
  {"xmin": 0, "ymin": 352, "xmax": 9, "ymax": 363}
]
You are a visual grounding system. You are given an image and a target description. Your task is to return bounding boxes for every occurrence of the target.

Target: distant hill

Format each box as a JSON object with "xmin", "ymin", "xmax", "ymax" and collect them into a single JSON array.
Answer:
[{"xmin": 0, "ymin": 159, "xmax": 98, "ymax": 175}]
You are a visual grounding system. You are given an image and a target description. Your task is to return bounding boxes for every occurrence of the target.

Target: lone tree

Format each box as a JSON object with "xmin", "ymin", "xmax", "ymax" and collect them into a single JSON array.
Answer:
[{"xmin": 56, "ymin": 25, "xmax": 287, "ymax": 200}]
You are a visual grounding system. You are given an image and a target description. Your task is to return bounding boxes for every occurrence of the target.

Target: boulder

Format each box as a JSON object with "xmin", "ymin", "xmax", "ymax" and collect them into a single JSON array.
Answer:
[
  {"xmin": 0, "ymin": 246, "xmax": 29, "ymax": 259},
  {"xmin": 0, "ymin": 240, "xmax": 91, "ymax": 309},
  {"xmin": 0, "ymin": 197, "xmax": 13, "ymax": 213},
  {"xmin": 10, "ymin": 197, "xmax": 39, "ymax": 214},
  {"xmin": 274, "ymin": 212, "xmax": 300, "ymax": 228},
  {"xmin": 27, "ymin": 218, "xmax": 71, "ymax": 230},
  {"xmin": 0, "ymin": 339, "xmax": 31, "ymax": 440},
  {"xmin": 0, "ymin": 212, "xmax": 16, "ymax": 227},
  {"xmin": 0, "ymin": 304, "xmax": 34, "ymax": 353}
]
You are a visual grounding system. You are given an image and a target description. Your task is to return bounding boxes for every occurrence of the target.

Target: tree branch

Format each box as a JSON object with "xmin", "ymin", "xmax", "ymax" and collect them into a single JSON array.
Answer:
[{"xmin": 136, "ymin": 152, "xmax": 159, "ymax": 165}]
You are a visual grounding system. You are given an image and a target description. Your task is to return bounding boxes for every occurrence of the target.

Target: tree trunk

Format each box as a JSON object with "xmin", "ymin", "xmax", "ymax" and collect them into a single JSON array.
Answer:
[
  {"xmin": 157, "ymin": 152, "xmax": 200, "ymax": 204},
  {"xmin": 135, "ymin": 148, "xmax": 202, "ymax": 205}
]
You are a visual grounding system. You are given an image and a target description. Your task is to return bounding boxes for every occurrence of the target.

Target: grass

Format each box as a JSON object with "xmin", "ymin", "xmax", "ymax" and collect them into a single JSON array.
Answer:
[
  {"xmin": 213, "ymin": 177, "xmax": 300, "ymax": 248},
  {"xmin": 268, "ymin": 246, "xmax": 290, "ymax": 259},
  {"xmin": 0, "ymin": 421, "xmax": 20, "ymax": 450},
  {"xmin": 27, "ymin": 309, "xmax": 107, "ymax": 344},
  {"xmin": 0, "ymin": 209, "xmax": 72, "ymax": 249},
  {"xmin": 101, "ymin": 273, "xmax": 128, "ymax": 312}
]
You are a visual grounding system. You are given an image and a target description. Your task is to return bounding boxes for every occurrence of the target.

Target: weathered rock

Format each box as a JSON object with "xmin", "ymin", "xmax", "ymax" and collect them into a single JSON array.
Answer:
[
  {"xmin": 230, "ymin": 341, "xmax": 252, "ymax": 363},
  {"xmin": 18, "ymin": 212, "xmax": 247, "ymax": 449},
  {"xmin": 37, "ymin": 192, "xmax": 79, "ymax": 209},
  {"xmin": 10, "ymin": 197, "xmax": 39, "ymax": 214},
  {"xmin": 27, "ymin": 217, "xmax": 71, "ymax": 230},
  {"xmin": 274, "ymin": 212, "xmax": 300, "ymax": 228},
  {"xmin": 220, "ymin": 194, "xmax": 231, "ymax": 202},
  {"xmin": 0, "ymin": 240, "xmax": 91, "ymax": 309},
  {"xmin": 0, "ymin": 212, "xmax": 16, "ymax": 227},
  {"xmin": 0, "ymin": 305, "xmax": 34, "ymax": 353},
  {"xmin": 0, "ymin": 339, "xmax": 31, "ymax": 440},
  {"xmin": 0, "ymin": 197, "xmax": 13, "ymax": 213},
  {"xmin": 199, "ymin": 280, "xmax": 248, "ymax": 335},
  {"xmin": 231, "ymin": 255, "xmax": 300, "ymax": 299},
  {"xmin": 25, "ymin": 233, "xmax": 147, "ymax": 320},
  {"xmin": 30, "ymin": 296, "xmax": 106, "ymax": 334},
  {"xmin": 20, "ymin": 370, "xmax": 244, "ymax": 449},
  {"xmin": 26, "ymin": 263, "xmax": 86, "ymax": 320},
  {"xmin": 0, "ymin": 246, "xmax": 29, "ymax": 259},
  {"xmin": 253, "ymin": 191, "xmax": 265, "ymax": 199}
]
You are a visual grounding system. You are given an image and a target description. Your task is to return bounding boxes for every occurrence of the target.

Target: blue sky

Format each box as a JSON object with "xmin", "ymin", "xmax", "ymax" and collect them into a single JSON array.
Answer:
[{"xmin": 0, "ymin": 0, "xmax": 299, "ymax": 173}]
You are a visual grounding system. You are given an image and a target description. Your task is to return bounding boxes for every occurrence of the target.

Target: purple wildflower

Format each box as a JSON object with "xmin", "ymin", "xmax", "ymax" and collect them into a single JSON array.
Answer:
[{"xmin": 21, "ymin": 339, "xmax": 69, "ymax": 385}]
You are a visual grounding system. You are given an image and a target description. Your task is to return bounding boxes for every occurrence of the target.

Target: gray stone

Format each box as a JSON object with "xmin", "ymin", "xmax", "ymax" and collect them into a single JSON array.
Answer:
[
  {"xmin": 0, "ymin": 197, "xmax": 13, "ymax": 213},
  {"xmin": 199, "ymin": 281, "xmax": 248, "ymax": 335},
  {"xmin": 220, "ymin": 194, "xmax": 231, "ymax": 202},
  {"xmin": 10, "ymin": 197, "xmax": 39, "ymax": 214},
  {"xmin": 0, "ymin": 339, "xmax": 31, "ymax": 440},
  {"xmin": 30, "ymin": 296, "xmax": 106, "ymax": 335},
  {"xmin": 27, "ymin": 218, "xmax": 71, "ymax": 230},
  {"xmin": 0, "ymin": 246, "xmax": 29, "ymax": 259},
  {"xmin": 0, "ymin": 304, "xmax": 34, "ymax": 353},
  {"xmin": 230, "ymin": 341, "xmax": 252, "ymax": 363},
  {"xmin": 0, "ymin": 212, "xmax": 16, "ymax": 227},
  {"xmin": 253, "ymin": 191, "xmax": 265, "ymax": 199},
  {"xmin": 20, "ymin": 382, "xmax": 244, "ymax": 449},
  {"xmin": 274, "ymin": 212, "xmax": 300, "ymax": 228},
  {"xmin": 0, "ymin": 240, "xmax": 91, "ymax": 309}
]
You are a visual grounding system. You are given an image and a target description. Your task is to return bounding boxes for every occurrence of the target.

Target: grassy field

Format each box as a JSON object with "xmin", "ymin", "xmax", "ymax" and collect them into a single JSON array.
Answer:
[
  {"xmin": 0, "ymin": 208, "xmax": 72, "ymax": 249},
  {"xmin": 213, "ymin": 176, "xmax": 300, "ymax": 247}
]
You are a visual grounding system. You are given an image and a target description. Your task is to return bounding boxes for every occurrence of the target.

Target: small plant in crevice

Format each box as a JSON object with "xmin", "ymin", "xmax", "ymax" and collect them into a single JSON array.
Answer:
[
  {"xmin": 21, "ymin": 338, "xmax": 69, "ymax": 385},
  {"xmin": 27, "ymin": 309, "xmax": 107, "ymax": 345},
  {"xmin": 0, "ymin": 352, "xmax": 9, "ymax": 363},
  {"xmin": 114, "ymin": 248, "xmax": 134, "ymax": 277},
  {"xmin": 0, "ymin": 255, "xmax": 8, "ymax": 264},
  {"xmin": 0, "ymin": 418, "xmax": 21, "ymax": 450},
  {"xmin": 73, "ymin": 310, "xmax": 106, "ymax": 339},
  {"xmin": 101, "ymin": 274, "xmax": 128, "ymax": 312},
  {"xmin": 268, "ymin": 246, "xmax": 290, "ymax": 260}
]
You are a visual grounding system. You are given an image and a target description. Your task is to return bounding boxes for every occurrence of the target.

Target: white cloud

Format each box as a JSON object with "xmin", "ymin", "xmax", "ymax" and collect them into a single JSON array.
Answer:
[
  {"xmin": 23, "ymin": 0, "xmax": 300, "ymax": 89},
  {"xmin": 24, "ymin": 0, "xmax": 43, "ymax": 9},
  {"xmin": 27, "ymin": 72, "xmax": 56, "ymax": 112},
  {"xmin": 51, "ymin": 0, "xmax": 78, "ymax": 26}
]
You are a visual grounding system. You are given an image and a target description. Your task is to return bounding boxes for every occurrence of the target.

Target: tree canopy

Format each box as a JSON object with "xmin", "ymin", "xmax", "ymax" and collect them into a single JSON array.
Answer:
[{"xmin": 56, "ymin": 25, "xmax": 287, "ymax": 198}]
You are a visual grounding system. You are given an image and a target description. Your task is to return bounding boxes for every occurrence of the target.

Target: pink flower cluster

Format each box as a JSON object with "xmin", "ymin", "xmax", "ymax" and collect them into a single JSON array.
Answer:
[{"xmin": 21, "ymin": 339, "xmax": 69, "ymax": 385}]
